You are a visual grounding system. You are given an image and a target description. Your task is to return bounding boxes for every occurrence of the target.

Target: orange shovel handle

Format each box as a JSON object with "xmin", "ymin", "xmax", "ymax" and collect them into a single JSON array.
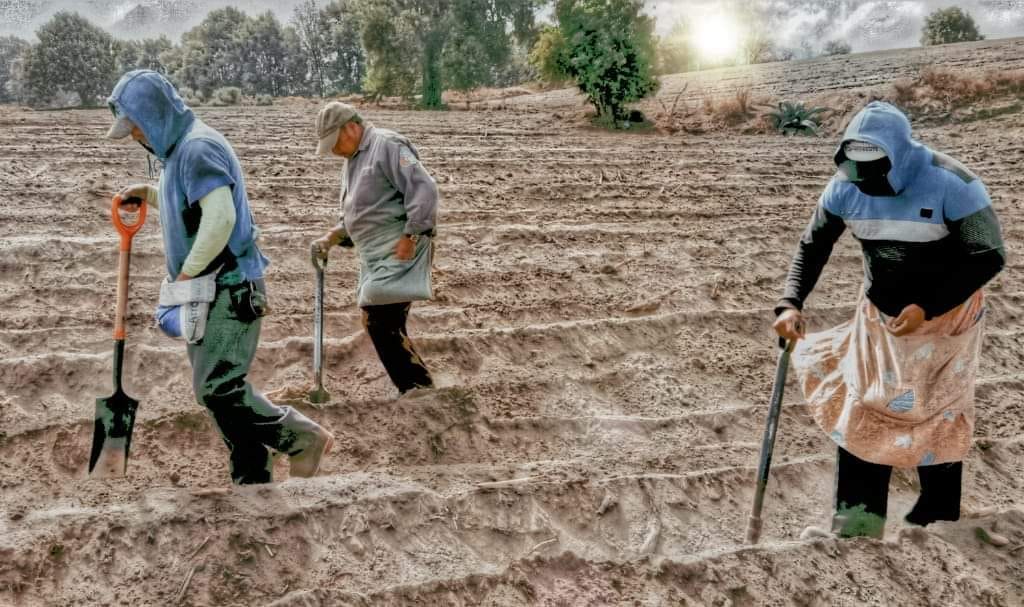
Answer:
[
  {"xmin": 111, "ymin": 195, "xmax": 148, "ymax": 251},
  {"xmin": 111, "ymin": 195, "xmax": 147, "ymax": 340}
]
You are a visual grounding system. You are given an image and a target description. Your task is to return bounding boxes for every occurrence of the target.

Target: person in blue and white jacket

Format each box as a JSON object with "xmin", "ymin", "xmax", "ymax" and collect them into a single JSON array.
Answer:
[
  {"xmin": 106, "ymin": 70, "xmax": 333, "ymax": 485},
  {"xmin": 773, "ymin": 101, "xmax": 1005, "ymax": 538}
]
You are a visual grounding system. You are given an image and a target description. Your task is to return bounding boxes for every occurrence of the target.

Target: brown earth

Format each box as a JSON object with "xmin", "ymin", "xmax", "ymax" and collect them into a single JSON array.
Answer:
[{"xmin": 1, "ymin": 38, "xmax": 1024, "ymax": 607}]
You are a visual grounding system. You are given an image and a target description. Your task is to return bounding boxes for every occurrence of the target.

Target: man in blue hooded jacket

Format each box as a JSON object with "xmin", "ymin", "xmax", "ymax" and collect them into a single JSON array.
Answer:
[
  {"xmin": 773, "ymin": 101, "xmax": 1005, "ymax": 538},
  {"xmin": 106, "ymin": 70, "xmax": 333, "ymax": 484}
]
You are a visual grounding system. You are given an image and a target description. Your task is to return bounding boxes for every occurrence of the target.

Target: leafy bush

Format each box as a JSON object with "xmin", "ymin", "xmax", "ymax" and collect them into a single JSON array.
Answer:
[
  {"xmin": 765, "ymin": 101, "xmax": 827, "ymax": 136},
  {"xmin": 528, "ymin": 25, "xmax": 569, "ymax": 85},
  {"xmin": 178, "ymin": 86, "xmax": 205, "ymax": 106},
  {"xmin": 210, "ymin": 86, "xmax": 242, "ymax": 106},
  {"xmin": 823, "ymin": 40, "xmax": 852, "ymax": 56},
  {"xmin": 921, "ymin": 7, "xmax": 983, "ymax": 46},
  {"xmin": 552, "ymin": 0, "xmax": 660, "ymax": 127},
  {"xmin": 255, "ymin": 94, "xmax": 273, "ymax": 106},
  {"xmin": 889, "ymin": 66, "xmax": 1024, "ymax": 117},
  {"xmin": 703, "ymin": 87, "xmax": 760, "ymax": 125}
]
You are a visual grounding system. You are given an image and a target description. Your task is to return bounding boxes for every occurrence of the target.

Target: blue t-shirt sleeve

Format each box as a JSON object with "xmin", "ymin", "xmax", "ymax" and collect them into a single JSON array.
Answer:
[{"xmin": 179, "ymin": 139, "xmax": 236, "ymax": 206}]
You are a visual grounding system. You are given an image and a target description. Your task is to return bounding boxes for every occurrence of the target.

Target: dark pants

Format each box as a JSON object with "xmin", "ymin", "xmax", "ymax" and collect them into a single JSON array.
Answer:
[
  {"xmin": 835, "ymin": 446, "xmax": 962, "ymax": 537},
  {"xmin": 361, "ymin": 302, "xmax": 433, "ymax": 394},
  {"xmin": 188, "ymin": 279, "xmax": 321, "ymax": 484}
]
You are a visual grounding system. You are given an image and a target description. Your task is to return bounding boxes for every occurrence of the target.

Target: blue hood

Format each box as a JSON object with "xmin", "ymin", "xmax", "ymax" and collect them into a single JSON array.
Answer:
[
  {"xmin": 107, "ymin": 70, "xmax": 194, "ymax": 161},
  {"xmin": 833, "ymin": 101, "xmax": 928, "ymax": 194}
]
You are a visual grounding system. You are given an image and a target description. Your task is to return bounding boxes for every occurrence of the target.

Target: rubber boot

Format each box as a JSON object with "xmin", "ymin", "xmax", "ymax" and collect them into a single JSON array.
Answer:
[{"xmin": 275, "ymin": 407, "xmax": 334, "ymax": 478}]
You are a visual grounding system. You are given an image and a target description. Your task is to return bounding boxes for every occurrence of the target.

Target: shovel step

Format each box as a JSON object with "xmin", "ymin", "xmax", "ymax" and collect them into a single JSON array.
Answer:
[{"xmin": 308, "ymin": 388, "xmax": 331, "ymax": 404}]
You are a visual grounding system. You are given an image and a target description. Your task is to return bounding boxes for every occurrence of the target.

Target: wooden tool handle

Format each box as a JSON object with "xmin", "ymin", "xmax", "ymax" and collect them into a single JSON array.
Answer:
[
  {"xmin": 745, "ymin": 515, "xmax": 763, "ymax": 545},
  {"xmin": 313, "ymin": 264, "xmax": 326, "ymax": 387},
  {"xmin": 113, "ymin": 250, "xmax": 131, "ymax": 340},
  {"xmin": 745, "ymin": 341, "xmax": 794, "ymax": 544},
  {"xmin": 110, "ymin": 195, "xmax": 147, "ymax": 340}
]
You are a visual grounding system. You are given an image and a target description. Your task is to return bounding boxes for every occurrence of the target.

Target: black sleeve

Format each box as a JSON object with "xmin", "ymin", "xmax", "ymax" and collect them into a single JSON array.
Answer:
[
  {"xmin": 921, "ymin": 206, "xmax": 1006, "ymax": 319},
  {"xmin": 775, "ymin": 205, "xmax": 846, "ymax": 316}
]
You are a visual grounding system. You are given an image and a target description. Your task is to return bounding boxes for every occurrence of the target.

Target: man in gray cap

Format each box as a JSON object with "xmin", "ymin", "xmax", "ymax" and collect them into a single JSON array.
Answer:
[
  {"xmin": 106, "ymin": 69, "xmax": 333, "ymax": 484},
  {"xmin": 311, "ymin": 102, "xmax": 438, "ymax": 394}
]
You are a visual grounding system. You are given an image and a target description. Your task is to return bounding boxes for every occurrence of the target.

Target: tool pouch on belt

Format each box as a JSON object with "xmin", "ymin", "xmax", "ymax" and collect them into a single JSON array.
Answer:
[
  {"xmin": 226, "ymin": 279, "xmax": 270, "ymax": 323},
  {"xmin": 155, "ymin": 273, "xmax": 218, "ymax": 344}
]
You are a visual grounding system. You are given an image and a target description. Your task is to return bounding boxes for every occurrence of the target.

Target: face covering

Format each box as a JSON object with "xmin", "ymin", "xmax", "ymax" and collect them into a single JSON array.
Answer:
[{"xmin": 839, "ymin": 157, "xmax": 897, "ymax": 197}]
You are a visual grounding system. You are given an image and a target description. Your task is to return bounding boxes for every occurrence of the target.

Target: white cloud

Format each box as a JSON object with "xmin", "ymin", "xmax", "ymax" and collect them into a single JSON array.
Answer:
[
  {"xmin": 1, "ymin": 0, "xmax": 1021, "ymax": 53},
  {"xmin": 645, "ymin": 0, "xmax": 1024, "ymax": 52}
]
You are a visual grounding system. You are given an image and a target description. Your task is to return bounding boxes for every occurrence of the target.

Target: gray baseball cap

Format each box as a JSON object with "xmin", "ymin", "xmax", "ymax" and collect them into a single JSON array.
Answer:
[
  {"xmin": 315, "ymin": 101, "xmax": 360, "ymax": 156},
  {"xmin": 106, "ymin": 104, "xmax": 134, "ymax": 139}
]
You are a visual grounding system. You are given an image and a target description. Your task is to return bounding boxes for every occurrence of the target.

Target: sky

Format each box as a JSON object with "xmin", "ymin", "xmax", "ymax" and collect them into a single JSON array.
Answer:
[
  {"xmin": 647, "ymin": 0, "xmax": 1024, "ymax": 52},
  {"xmin": 1, "ymin": 0, "xmax": 1022, "ymax": 54}
]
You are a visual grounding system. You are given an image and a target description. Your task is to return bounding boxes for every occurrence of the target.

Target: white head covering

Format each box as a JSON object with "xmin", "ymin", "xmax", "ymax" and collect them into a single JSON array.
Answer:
[{"xmin": 844, "ymin": 140, "xmax": 887, "ymax": 162}]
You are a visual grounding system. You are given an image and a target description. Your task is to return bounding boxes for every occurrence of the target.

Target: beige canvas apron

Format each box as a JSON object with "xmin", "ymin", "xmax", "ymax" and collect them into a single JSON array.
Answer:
[{"xmin": 792, "ymin": 291, "xmax": 985, "ymax": 468}]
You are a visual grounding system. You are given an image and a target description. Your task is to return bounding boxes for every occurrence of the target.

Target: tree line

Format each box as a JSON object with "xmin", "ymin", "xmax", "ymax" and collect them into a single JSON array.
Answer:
[
  {"xmin": 0, "ymin": 0, "xmax": 542, "ymax": 108},
  {"xmin": 0, "ymin": 1, "xmax": 987, "ymax": 123}
]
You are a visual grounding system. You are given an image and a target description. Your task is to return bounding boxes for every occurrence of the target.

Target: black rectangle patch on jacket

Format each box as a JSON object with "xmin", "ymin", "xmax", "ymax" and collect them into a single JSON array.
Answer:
[{"xmin": 920, "ymin": 208, "xmax": 934, "ymax": 219}]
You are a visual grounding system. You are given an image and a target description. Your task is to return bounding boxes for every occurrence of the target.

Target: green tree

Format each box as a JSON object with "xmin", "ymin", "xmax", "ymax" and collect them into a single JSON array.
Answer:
[
  {"xmin": 657, "ymin": 19, "xmax": 694, "ymax": 75},
  {"xmin": 442, "ymin": 0, "xmax": 520, "ymax": 98},
  {"xmin": 921, "ymin": 7, "xmax": 984, "ymax": 46},
  {"xmin": 240, "ymin": 12, "xmax": 294, "ymax": 96},
  {"xmin": 21, "ymin": 12, "xmax": 118, "ymax": 107},
  {"xmin": 493, "ymin": 41, "xmax": 537, "ymax": 88},
  {"xmin": 114, "ymin": 36, "xmax": 173, "ymax": 75},
  {"xmin": 553, "ymin": 0, "xmax": 659, "ymax": 125},
  {"xmin": 174, "ymin": 8, "xmax": 251, "ymax": 97},
  {"xmin": 292, "ymin": 0, "xmax": 331, "ymax": 96},
  {"xmin": 322, "ymin": 0, "xmax": 367, "ymax": 95},
  {"xmin": 529, "ymin": 25, "xmax": 569, "ymax": 84},
  {"xmin": 0, "ymin": 36, "xmax": 29, "ymax": 103},
  {"xmin": 356, "ymin": 0, "xmax": 539, "ymax": 108},
  {"xmin": 282, "ymin": 26, "xmax": 313, "ymax": 96},
  {"xmin": 358, "ymin": 1, "xmax": 419, "ymax": 101}
]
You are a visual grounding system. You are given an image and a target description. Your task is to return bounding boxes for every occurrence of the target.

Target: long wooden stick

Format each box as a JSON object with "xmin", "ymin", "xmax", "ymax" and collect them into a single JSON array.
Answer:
[{"xmin": 746, "ymin": 338, "xmax": 795, "ymax": 545}]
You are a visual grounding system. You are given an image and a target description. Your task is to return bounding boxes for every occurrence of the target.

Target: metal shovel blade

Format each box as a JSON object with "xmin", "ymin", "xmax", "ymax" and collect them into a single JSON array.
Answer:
[
  {"xmin": 89, "ymin": 388, "xmax": 138, "ymax": 477},
  {"xmin": 308, "ymin": 387, "xmax": 330, "ymax": 404}
]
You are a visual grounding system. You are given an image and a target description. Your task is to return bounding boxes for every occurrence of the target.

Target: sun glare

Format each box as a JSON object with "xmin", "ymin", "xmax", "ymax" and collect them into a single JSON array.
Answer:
[{"xmin": 693, "ymin": 14, "xmax": 742, "ymax": 62}]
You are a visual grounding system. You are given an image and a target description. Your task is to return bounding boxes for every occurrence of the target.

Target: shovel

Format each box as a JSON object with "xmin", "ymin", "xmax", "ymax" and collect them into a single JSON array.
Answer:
[
  {"xmin": 745, "ymin": 337, "xmax": 796, "ymax": 544},
  {"xmin": 89, "ymin": 195, "xmax": 147, "ymax": 477},
  {"xmin": 309, "ymin": 253, "xmax": 330, "ymax": 404}
]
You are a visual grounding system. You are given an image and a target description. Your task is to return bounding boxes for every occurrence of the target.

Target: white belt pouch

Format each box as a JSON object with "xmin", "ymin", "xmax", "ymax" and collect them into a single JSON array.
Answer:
[{"xmin": 155, "ymin": 273, "xmax": 218, "ymax": 344}]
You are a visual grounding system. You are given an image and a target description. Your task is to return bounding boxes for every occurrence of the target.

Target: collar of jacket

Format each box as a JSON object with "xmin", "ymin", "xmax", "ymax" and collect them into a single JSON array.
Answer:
[{"xmin": 355, "ymin": 125, "xmax": 375, "ymax": 156}]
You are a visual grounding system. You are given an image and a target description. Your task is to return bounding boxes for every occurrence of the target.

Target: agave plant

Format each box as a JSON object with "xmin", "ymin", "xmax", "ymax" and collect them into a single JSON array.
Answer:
[{"xmin": 766, "ymin": 102, "xmax": 829, "ymax": 136}]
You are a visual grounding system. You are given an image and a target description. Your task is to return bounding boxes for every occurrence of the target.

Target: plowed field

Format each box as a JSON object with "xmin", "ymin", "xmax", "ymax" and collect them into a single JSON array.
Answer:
[{"xmin": 1, "ymin": 38, "xmax": 1023, "ymax": 606}]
